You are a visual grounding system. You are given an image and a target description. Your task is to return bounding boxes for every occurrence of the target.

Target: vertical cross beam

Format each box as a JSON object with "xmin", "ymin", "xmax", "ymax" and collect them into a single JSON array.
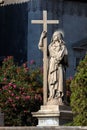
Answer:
[{"xmin": 31, "ymin": 10, "xmax": 59, "ymax": 105}]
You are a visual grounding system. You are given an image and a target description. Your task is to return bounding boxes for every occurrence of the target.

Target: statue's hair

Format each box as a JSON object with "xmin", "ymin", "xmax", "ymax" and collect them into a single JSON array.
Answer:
[
  {"xmin": 53, "ymin": 29, "xmax": 64, "ymax": 38},
  {"xmin": 51, "ymin": 29, "xmax": 65, "ymax": 43},
  {"xmin": 57, "ymin": 29, "xmax": 64, "ymax": 38}
]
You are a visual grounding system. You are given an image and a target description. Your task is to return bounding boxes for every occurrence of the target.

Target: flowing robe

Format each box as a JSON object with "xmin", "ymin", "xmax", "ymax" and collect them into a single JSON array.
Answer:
[{"xmin": 48, "ymin": 41, "xmax": 68, "ymax": 99}]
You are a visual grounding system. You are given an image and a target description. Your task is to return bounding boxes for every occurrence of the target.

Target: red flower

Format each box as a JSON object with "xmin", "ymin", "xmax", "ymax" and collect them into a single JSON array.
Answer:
[{"xmin": 66, "ymin": 90, "xmax": 71, "ymax": 96}]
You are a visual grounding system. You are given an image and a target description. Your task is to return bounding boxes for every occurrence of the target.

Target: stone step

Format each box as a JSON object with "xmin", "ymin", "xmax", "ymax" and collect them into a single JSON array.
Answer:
[
  {"xmin": 0, "ymin": 112, "xmax": 4, "ymax": 126},
  {"xmin": 0, "ymin": 127, "xmax": 86, "ymax": 130}
]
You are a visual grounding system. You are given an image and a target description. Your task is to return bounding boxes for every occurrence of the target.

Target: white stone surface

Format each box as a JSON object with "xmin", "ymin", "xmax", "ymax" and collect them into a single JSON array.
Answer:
[
  {"xmin": 0, "ymin": 0, "xmax": 29, "ymax": 6},
  {"xmin": 38, "ymin": 117, "xmax": 59, "ymax": 126},
  {"xmin": 32, "ymin": 105, "xmax": 73, "ymax": 126}
]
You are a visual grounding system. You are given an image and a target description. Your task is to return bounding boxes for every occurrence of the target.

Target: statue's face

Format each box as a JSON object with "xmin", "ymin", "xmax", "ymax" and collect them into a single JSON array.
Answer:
[
  {"xmin": 52, "ymin": 31, "xmax": 61, "ymax": 42},
  {"xmin": 53, "ymin": 35, "xmax": 58, "ymax": 41}
]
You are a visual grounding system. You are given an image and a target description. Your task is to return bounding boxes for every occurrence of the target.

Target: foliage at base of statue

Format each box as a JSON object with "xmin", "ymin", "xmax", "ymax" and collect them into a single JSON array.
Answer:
[
  {"xmin": 70, "ymin": 54, "xmax": 87, "ymax": 126},
  {"xmin": 0, "ymin": 56, "xmax": 72, "ymax": 126},
  {"xmin": 0, "ymin": 56, "xmax": 43, "ymax": 126}
]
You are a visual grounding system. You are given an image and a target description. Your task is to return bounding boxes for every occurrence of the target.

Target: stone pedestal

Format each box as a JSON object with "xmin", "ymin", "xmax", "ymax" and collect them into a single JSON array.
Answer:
[
  {"xmin": 32, "ymin": 105, "xmax": 73, "ymax": 126},
  {"xmin": 0, "ymin": 108, "xmax": 4, "ymax": 126}
]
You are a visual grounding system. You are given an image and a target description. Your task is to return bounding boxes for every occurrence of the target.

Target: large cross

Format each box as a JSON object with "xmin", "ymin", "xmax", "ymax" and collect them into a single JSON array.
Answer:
[{"xmin": 31, "ymin": 10, "xmax": 59, "ymax": 105}]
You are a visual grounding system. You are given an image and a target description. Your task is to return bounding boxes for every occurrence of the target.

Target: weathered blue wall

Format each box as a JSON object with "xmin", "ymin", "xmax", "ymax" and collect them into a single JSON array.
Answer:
[
  {"xmin": 0, "ymin": 2, "xmax": 28, "ymax": 64},
  {"xmin": 0, "ymin": 0, "xmax": 87, "ymax": 77},
  {"xmin": 28, "ymin": 0, "xmax": 87, "ymax": 78}
]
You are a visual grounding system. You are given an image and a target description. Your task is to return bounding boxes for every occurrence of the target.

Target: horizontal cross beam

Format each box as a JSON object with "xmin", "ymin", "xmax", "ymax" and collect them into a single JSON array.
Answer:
[{"xmin": 32, "ymin": 20, "xmax": 59, "ymax": 24}]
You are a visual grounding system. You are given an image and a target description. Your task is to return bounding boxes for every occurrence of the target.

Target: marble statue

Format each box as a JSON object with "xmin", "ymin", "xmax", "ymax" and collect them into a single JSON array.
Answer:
[
  {"xmin": 38, "ymin": 30, "xmax": 68, "ymax": 105},
  {"xmin": 0, "ymin": 0, "xmax": 4, "ymax": 4}
]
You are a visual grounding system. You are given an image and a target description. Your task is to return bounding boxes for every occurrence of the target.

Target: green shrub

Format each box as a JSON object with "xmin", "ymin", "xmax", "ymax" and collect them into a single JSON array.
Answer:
[
  {"xmin": 70, "ymin": 54, "xmax": 87, "ymax": 126},
  {"xmin": 0, "ymin": 56, "xmax": 43, "ymax": 126}
]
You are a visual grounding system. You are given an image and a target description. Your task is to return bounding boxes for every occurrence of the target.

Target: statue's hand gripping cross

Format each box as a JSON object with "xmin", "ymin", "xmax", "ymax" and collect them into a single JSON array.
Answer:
[{"xmin": 31, "ymin": 10, "xmax": 59, "ymax": 105}]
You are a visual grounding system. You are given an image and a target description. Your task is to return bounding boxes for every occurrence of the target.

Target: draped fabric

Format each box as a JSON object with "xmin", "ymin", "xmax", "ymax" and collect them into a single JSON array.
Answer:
[{"xmin": 48, "ymin": 41, "xmax": 68, "ymax": 99}]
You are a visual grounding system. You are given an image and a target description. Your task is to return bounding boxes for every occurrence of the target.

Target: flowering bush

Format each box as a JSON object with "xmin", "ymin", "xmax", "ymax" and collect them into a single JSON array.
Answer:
[
  {"xmin": 0, "ymin": 56, "xmax": 72, "ymax": 125},
  {"xmin": 0, "ymin": 56, "xmax": 43, "ymax": 126}
]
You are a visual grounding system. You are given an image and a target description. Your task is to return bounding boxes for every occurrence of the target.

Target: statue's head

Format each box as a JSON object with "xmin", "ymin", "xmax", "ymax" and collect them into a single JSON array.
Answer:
[{"xmin": 52, "ymin": 30, "xmax": 64, "ymax": 42}]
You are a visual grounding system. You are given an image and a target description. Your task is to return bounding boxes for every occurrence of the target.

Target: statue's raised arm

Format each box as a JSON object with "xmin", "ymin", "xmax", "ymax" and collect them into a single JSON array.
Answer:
[{"xmin": 38, "ymin": 31, "xmax": 47, "ymax": 51}]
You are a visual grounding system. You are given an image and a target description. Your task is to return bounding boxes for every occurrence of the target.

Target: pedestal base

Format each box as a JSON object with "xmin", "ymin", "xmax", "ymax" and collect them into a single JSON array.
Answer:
[
  {"xmin": 0, "ymin": 108, "xmax": 4, "ymax": 126},
  {"xmin": 32, "ymin": 105, "xmax": 73, "ymax": 126}
]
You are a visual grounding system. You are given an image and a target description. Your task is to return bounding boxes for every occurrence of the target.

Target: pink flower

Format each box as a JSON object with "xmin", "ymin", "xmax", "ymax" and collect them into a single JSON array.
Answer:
[
  {"xmin": 3, "ymin": 58, "xmax": 7, "ymax": 62},
  {"xmin": 38, "ymin": 94, "xmax": 42, "ymax": 101},
  {"xmin": 7, "ymin": 56, "xmax": 13, "ymax": 60},
  {"xmin": 40, "ymin": 66, "xmax": 43, "ymax": 73},
  {"xmin": 8, "ymin": 98, "xmax": 13, "ymax": 102},
  {"xmin": 23, "ymin": 63, "xmax": 27, "ymax": 68},
  {"xmin": 24, "ymin": 110, "xmax": 28, "ymax": 113},
  {"xmin": 22, "ymin": 92, "xmax": 26, "ymax": 95},
  {"xmin": 12, "ymin": 104, "xmax": 16, "ymax": 107},
  {"xmin": 69, "ymin": 76, "xmax": 73, "ymax": 80},
  {"xmin": 8, "ymin": 90, "xmax": 11, "ymax": 93},
  {"xmin": 3, "ymin": 85, "xmax": 8, "ymax": 90},
  {"xmin": 11, "ymin": 93, "xmax": 14, "ymax": 96},
  {"xmin": 5, "ymin": 101, "xmax": 8, "ymax": 105},
  {"xmin": 30, "ymin": 60, "xmax": 35, "ymax": 65},
  {"xmin": 35, "ymin": 94, "xmax": 38, "ymax": 100},
  {"xmin": 3, "ymin": 78, "xmax": 7, "ymax": 81},
  {"xmin": 8, "ymin": 82, "xmax": 12, "ymax": 86},
  {"xmin": 15, "ymin": 96, "xmax": 20, "ymax": 100},
  {"xmin": 22, "ymin": 95, "xmax": 25, "ymax": 100},
  {"xmin": 13, "ymin": 84, "xmax": 16, "ymax": 89},
  {"xmin": 20, "ymin": 87, "xmax": 24, "ymax": 90},
  {"xmin": 24, "ymin": 67, "xmax": 29, "ymax": 72},
  {"xmin": 25, "ymin": 96, "xmax": 31, "ymax": 100},
  {"xmin": 66, "ymin": 91, "xmax": 71, "ymax": 96},
  {"xmin": 35, "ymin": 94, "xmax": 42, "ymax": 101}
]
